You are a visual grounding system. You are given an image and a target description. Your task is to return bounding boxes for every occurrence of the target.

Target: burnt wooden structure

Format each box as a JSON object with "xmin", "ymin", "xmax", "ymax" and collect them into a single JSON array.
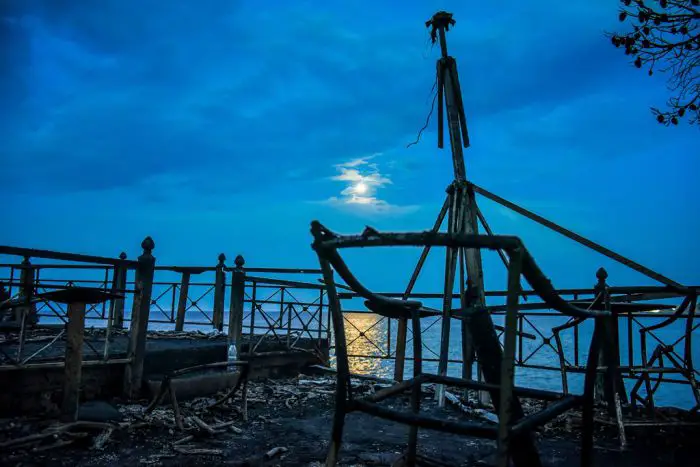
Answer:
[
  {"xmin": 310, "ymin": 10, "xmax": 698, "ymax": 466},
  {"xmin": 0, "ymin": 236, "xmax": 332, "ymax": 421},
  {"xmin": 393, "ymin": 12, "xmax": 486, "ymax": 405},
  {"xmin": 312, "ymin": 222, "xmax": 621, "ymax": 466},
  {"xmin": 387, "ymin": 10, "xmax": 693, "ymax": 408}
]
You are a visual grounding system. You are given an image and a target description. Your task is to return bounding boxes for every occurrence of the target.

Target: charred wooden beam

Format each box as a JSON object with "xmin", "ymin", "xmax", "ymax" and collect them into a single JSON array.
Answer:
[
  {"xmin": 470, "ymin": 183, "xmax": 683, "ymax": 289},
  {"xmin": 425, "ymin": 374, "xmax": 564, "ymax": 401},
  {"xmin": 510, "ymin": 395, "xmax": 581, "ymax": 436},
  {"xmin": 0, "ymin": 245, "xmax": 137, "ymax": 267},
  {"xmin": 352, "ymin": 399, "xmax": 499, "ymax": 439}
]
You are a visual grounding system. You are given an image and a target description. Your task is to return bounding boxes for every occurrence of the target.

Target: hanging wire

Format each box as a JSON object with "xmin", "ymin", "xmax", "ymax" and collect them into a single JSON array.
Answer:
[{"xmin": 406, "ymin": 71, "xmax": 439, "ymax": 148}]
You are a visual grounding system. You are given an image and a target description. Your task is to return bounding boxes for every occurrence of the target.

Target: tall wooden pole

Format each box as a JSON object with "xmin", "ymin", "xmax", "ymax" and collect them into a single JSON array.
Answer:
[
  {"xmin": 428, "ymin": 11, "xmax": 486, "ymax": 406},
  {"xmin": 426, "ymin": 13, "xmax": 542, "ymax": 465}
]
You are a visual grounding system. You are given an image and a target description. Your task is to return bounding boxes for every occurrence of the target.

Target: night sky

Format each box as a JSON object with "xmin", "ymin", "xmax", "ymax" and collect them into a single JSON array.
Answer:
[{"xmin": 2, "ymin": 1, "xmax": 698, "ymax": 295}]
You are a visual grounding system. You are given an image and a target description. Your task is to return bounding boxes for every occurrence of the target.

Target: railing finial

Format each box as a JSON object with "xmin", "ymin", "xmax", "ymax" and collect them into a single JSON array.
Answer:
[
  {"xmin": 596, "ymin": 267, "xmax": 608, "ymax": 282},
  {"xmin": 234, "ymin": 254, "xmax": 245, "ymax": 269},
  {"xmin": 141, "ymin": 236, "xmax": 155, "ymax": 255},
  {"xmin": 218, "ymin": 253, "xmax": 227, "ymax": 265}
]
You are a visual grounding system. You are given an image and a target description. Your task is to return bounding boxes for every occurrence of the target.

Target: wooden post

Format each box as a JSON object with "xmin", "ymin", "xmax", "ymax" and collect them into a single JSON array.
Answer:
[
  {"xmin": 228, "ymin": 255, "xmax": 246, "ymax": 354},
  {"xmin": 593, "ymin": 268, "xmax": 628, "ymax": 409},
  {"xmin": 19, "ymin": 256, "xmax": 34, "ymax": 298},
  {"xmin": 461, "ymin": 184, "xmax": 487, "ymax": 403},
  {"xmin": 428, "ymin": 12, "xmax": 486, "ymax": 406},
  {"xmin": 124, "ymin": 237, "xmax": 156, "ymax": 399},
  {"xmin": 497, "ymin": 248, "xmax": 522, "ymax": 467},
  {"xmin": 104, "ymin": 253, "xmax": 127, "ymax": 360},
  {"xmin": 213, "ymin": 254, "xmax": 226, "ymax": 331},
  {"xmin": 436, "ymin": 186, "xmax": 458, "ymax": 405},
  {"xmin": 15, "ymin": 256, "xmax": 36, "ymax": 360},
  {"xmin": 593, "ymin": 268, "xmax": 611, "ymax": 405},
  {"xmin": 175, "ymin": 272, "xmax": 191, "ymax": 332},
  {"xmin": 19, "ymin": 256, "xmax": 37, "ymax": 325},
  {"xmin": 61, "ymin": 301, "xmax": 86, "ymax": 422},
  {"xmin": 110, "ymin": 252, "xmax": 128, "ymax": 329}
]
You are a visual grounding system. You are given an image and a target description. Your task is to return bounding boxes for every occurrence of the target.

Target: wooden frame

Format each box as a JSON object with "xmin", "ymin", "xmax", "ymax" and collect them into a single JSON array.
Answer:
[{"xmin": 312, "ymin": 221, "xmax": 610, "ymax": 467}]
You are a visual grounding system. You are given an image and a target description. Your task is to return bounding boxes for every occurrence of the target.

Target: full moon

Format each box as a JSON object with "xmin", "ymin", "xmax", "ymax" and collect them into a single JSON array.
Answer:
[{"xmin": 355, "ymin": 182, "xmax": 368, "ymax": 194}]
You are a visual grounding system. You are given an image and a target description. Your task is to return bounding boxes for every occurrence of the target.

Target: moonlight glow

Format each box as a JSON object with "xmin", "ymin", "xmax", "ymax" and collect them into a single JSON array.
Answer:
[{"xmin": 354, "ymin": 182, "xmax": 368, "ymax": 194}]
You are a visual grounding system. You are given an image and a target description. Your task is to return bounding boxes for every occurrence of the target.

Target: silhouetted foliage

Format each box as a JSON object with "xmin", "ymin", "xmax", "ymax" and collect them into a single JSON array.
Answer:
[{"xmin": 610, "ymin": 0, "xmax": 699, "ymax": 126}]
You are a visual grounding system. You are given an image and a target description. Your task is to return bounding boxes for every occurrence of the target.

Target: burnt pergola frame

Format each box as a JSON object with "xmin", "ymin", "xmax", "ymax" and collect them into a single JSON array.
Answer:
[
  {"xmin": 311, "ymin": 221, "xmax": 614, "ymax": 467},
  {"xmin": 391, "ymin": 10, "xmax": 692, "ymax": 402}
]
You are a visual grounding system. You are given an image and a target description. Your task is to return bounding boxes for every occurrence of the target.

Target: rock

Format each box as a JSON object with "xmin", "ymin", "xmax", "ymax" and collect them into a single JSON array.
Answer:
[{"xmin": 78, "ymin": 401, "xmax": 124, "ymax": 423}]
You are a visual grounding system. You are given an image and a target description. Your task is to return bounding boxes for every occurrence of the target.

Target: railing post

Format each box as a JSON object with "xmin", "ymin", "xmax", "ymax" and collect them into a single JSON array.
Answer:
[
  {"xmin": 213, "ymin": 253, "xmax": 226, "ymax": 331},
  {"xmin": 228, "ymin": 255, "xmax": 246, "ymax": 355},
  {"xmin": 123, "ymin": 237, "xmax": 156, "ymax": 399},
  {"xmin": 19, "ymin": 256, "xmax": 37, "ymax": 325},
  {"xmin": 593, "ymin": 268, "xmax": 608, "ymax": 404},
  {"xmin": 175, "ymin": 271, "xmax": 191, "ymax": 332},
  {"xmin": 19, "ymin": 256, "xmax": 34, "ymax": 298},
  {"xmin": 104, "ymin": 253, "xmax": 127, "ymax": 360},
  {"xmin": 110, "ymin": 252, "xmax": 128, "ymax": 329},
  {"xmin": 593, "ymin": 267, "xmax": 627, "ymax": 408},
  {"xmin": 593, "ymin": 268, "xmax": 629, "ymax": 449},
  {"xmin": 317, "ymin": 286, "xmax": 324, "ymax": 344}
]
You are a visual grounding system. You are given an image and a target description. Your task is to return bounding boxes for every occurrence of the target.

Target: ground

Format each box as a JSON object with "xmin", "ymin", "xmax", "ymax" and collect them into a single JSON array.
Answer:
[{"xmin": 1, "ymin": 375, "xmax": 698, "ymax": 466}]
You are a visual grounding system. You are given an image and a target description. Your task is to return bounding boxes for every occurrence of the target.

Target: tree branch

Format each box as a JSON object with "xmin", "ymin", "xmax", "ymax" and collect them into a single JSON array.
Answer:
[{"xmin": 610, "ymin": 0, "xmax": 700, "ymax": 125}]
